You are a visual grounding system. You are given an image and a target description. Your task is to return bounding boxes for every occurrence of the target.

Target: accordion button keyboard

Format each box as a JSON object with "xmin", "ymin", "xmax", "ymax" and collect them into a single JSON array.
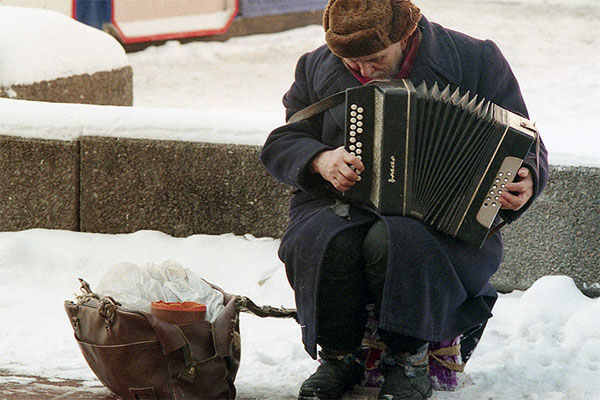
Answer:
[
  {"xmin": 357, "ymin": 107, "xmax": 364, "ymax": 113},
  {"xmin": 357, "ymin": 128, "xmax": 363, "ymax": 134},
  {"xmin": 351, "ymin": 104, "xmax": 358, "ymax": 110},
  {"xmin": 476, "ymin": 156, "xmax": 524, "ymax": 228}
]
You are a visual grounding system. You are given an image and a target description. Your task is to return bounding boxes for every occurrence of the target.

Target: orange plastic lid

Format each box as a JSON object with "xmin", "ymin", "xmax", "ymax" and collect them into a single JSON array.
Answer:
[{"xmin": 151, "ymin": 301, "xmax": 206, "ymax": 312}]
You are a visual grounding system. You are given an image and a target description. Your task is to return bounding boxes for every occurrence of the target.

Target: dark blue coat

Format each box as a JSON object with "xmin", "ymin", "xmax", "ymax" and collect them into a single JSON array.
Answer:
[{"xmin": 260, "ymin": 16, "xmax": 549, "ymax": 359}]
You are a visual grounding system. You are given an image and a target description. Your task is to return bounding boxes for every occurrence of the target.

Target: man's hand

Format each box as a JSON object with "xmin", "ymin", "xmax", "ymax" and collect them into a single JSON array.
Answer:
[
  {"xmin": 498, "ymin": 167, "xmax": 533, "ymax": 211},
  {"xmin": 310, "ymin": 146, "xmax": 364, "ymax": 192}
]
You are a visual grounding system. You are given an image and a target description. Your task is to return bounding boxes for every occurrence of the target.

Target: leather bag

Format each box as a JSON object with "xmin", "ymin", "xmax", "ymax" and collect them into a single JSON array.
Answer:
[{"xmin": 65, "ymin": 279, "xmax": 296, "ymax": 399}]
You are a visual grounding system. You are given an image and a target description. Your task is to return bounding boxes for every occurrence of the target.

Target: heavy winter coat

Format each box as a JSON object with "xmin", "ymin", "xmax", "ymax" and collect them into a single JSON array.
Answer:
[{"xmin": 260, "ymin": 16, "xmax": 549, "ymax": 358}]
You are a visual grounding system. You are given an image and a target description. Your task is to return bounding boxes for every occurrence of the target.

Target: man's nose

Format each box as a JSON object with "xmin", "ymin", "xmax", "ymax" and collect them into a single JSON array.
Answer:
[{"xmin": 357, "ymin": 62, "xmax": 375, "ymax": 78}]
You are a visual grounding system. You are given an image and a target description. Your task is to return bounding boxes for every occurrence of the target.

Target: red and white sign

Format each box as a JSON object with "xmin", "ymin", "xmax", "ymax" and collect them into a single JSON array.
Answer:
[{"xmin": 110, "ymin": 0, "xmax": 239, "ymax": 44}]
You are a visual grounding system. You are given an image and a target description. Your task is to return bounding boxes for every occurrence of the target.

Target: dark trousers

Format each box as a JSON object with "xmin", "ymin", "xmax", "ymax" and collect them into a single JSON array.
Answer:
[{"xmin": 317, "ymin": 219, "xmax": 427, "ymax": 355}]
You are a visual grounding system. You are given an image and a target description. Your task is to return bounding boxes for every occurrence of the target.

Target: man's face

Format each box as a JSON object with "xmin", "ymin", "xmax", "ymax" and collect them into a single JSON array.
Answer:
[{"xmin": 342, "ymin": 41, "xmax": 405, "ymax": 80}]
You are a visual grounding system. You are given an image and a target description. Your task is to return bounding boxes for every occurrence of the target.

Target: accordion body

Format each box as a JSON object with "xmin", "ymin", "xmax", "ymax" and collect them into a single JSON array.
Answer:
[{"xmin": 343, "ymin": 80, "xmax": 537, "ymax": 247}]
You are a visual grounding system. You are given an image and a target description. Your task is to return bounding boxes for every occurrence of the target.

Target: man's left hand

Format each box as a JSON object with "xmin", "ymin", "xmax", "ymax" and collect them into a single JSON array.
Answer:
[{"xmin": 498, "ymin": 167, "xmax": 533, "ymax": 211}]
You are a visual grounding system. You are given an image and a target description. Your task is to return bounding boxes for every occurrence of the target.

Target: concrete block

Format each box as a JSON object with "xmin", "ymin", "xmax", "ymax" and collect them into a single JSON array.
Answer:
[
  {"xmin": 0, "ymin": 136, "xmax": 80, "ymax": 231},
  {"xmin": 0, "ymin": 67, "xmax": 133, "ymax": 106},
  {"xmin": 492, "ymin": 166, "xmax": 600, "ymax": 297},
  {"xmin": 80, "ymin": 136, "xmax": 290, "ymax": 238}
]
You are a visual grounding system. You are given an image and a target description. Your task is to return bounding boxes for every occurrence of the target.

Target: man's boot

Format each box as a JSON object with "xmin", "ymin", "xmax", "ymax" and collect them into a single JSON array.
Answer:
[
  {"xmin": 378, "ymin": 343, "xmax": 432, "ymax": 399},
  {"xmin": 298, "ymin": 348, "xmax": 364, "ymax": 399}
]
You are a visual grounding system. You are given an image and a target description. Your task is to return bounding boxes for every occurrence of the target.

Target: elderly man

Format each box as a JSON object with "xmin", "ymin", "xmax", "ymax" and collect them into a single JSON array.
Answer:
[{"xmin": 260, "ymin": 0, "xmax": 548, "ymax": 399}]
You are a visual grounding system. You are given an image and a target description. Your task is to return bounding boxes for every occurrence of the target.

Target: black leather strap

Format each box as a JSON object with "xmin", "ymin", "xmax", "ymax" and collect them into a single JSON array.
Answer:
[{"xmin": 287, "ymin": 91, "xmax": 346, "ymax": 124}]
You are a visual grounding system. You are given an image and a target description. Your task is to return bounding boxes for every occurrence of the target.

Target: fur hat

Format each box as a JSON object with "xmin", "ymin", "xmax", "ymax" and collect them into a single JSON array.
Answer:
[{"xmin": 323, "ymin": 0, "xmax": 422, "ymax": 58}]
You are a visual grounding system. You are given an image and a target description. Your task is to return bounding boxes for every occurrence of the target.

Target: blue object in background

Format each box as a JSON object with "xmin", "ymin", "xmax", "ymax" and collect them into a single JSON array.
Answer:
[
  {"xmin": 238, "ymin": 0, "xmax": 327, "ymax": 18},
  {"xmin": 74, "ymin": 0, "xmax": 112, "ymax": 30}
]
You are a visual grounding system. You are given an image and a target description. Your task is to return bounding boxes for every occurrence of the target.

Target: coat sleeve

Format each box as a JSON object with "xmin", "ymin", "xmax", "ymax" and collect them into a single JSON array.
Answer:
[
  {"xmin": 477, "ymin": 40, "xmax": 549, "ymax": 223},
  {"xmin": 259, "ymin": 53, "xmax": 334, "ymax": 192}
]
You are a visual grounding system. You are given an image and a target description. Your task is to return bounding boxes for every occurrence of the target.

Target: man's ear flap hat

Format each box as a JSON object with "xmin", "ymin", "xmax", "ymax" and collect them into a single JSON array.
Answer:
[{"xmin": 323, "ymin": 0, "xmax": 422, "ymax": 58}]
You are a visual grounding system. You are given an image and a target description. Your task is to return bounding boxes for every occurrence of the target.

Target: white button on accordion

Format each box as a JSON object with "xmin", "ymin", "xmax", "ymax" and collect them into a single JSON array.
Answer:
[{"xmin": 343, "ymin": 79, "xmax": 537, "ymax": 247}]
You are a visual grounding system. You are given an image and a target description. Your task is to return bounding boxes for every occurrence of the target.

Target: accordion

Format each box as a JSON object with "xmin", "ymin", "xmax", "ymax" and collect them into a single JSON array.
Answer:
[{"xmin": 343, "ymin": 80, "xmax": 537, "ymax": 247}]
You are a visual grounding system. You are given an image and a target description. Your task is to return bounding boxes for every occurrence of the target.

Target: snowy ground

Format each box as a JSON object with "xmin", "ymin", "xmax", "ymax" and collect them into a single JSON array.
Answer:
[
  {"xmin": 0, "ymin": 232, "xmax": 598, "ymax": 399},
  {"xmin": 1, "ymin": 1, "xmax": 599, "ymax": 399}
]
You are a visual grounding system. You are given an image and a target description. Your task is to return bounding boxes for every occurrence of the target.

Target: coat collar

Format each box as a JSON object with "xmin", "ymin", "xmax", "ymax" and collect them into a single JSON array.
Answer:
[{"xmin": 410, "ymin": 16, "xmax": 463, "ymax": 88}]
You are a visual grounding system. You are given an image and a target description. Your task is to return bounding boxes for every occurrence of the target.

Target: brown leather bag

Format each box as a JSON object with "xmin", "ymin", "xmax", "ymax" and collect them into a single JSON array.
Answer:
[{"xmin": 65, "ymin": 279, "xmax": 296, "ymax": 399}]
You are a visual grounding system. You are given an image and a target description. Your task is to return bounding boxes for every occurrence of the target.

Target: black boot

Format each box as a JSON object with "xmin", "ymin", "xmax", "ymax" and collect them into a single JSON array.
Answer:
[
  {"xmin": 378, "ymin": 343, "xmax": 432, "ymax": 400},
  {"xmin": 298, "ymin": 349, "xmax": 364, "ymax": 399}
]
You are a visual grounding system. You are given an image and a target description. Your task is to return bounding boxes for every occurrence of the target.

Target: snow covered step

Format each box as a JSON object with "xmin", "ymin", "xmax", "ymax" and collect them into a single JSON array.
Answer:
[{"xmin": 0, "ymin": 6, "xmax": 132, "ymax": 106}]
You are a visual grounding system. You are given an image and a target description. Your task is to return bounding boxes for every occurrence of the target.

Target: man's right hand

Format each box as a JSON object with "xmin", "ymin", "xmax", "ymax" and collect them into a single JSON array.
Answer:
[{"xmin": 310, "ymin": 146, "xmax": 364, "ymax": 192}]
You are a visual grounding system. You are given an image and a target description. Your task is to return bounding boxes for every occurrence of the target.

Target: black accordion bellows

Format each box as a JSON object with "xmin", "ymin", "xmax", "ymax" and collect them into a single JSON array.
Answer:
[{"xmin": 343, "ymin": 80, "xmax": 537, "ymax": 247}]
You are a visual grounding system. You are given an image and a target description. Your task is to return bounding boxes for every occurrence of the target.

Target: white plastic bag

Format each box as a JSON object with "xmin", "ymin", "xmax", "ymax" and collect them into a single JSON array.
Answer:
[{"xmin": 95, "ymin": 260, "xmax": 225, "ymax": 322}]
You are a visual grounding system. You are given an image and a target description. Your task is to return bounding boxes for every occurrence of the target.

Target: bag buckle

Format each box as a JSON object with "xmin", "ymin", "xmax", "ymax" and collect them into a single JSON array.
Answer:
[{"xmin": 177, "ymin": 361, "xmax": 198, "ymax": 384}]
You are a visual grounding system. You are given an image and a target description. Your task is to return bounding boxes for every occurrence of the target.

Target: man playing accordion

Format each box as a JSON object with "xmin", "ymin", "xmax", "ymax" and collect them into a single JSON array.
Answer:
[{"xmin": 260, "ymin": 1, "xmax": 548, "ymax": 398}]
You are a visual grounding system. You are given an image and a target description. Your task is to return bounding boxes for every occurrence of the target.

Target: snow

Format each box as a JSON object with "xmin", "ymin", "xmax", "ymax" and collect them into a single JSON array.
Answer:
[
  {"xmin": 0, "ymin": 230, "xmax": 598, "ymax": 399},
  {"xmin": 0, "ymin": 1, "xmax": 599, "ymax": 399},
  {"xmin": 0, "ymin": 6, "xmax": 129, "ymax": 86},
  {"xmin": 2, "ymin": 2, "xmax": 599, "ymax": 166},
  {"xmin": 0, "ymin": 98, "xmax": 278, "ymax": 145}
]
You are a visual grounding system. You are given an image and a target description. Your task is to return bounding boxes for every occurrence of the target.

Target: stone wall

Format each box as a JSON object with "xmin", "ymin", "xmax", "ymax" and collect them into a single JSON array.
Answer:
[
  {"xmin": 0, "ymin": 67, "xmax": 133, "ymax": 106},
  {"xmin": 493, "ymin": 166, "xmax": 600, "ymax": 297},
  {"xmin": 0, "ymin": 136, "xmax": 80, "ymax": 231},
  {"xmin": 0, "ymin": 134, "xmax": 597, "ymax": 297},
  {"xmin": 79, "ymin": 137, "xmax": 290, "ymax": 238}
]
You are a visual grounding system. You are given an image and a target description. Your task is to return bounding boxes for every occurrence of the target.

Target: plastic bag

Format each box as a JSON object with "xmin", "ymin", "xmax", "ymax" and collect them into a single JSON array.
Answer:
[{"xmin": 95, "ymin": 260, "xmax": 225, "ymax": 322}]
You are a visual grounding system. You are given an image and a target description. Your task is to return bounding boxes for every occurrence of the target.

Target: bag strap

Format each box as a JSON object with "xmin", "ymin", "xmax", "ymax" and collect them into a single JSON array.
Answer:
[
  {"xmin": 236, "ymin": 296, "xmax": 297, "ymax": 321},
  {"xmin": 287, "ymin": 91, "xmax": 346, "ymax": 124}
]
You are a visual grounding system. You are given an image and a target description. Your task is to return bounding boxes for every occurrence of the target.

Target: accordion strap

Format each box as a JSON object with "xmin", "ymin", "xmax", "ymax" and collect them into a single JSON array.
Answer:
[{"xmin": 287, "ymin": 91, "xmax": 346, "ymax": 124}]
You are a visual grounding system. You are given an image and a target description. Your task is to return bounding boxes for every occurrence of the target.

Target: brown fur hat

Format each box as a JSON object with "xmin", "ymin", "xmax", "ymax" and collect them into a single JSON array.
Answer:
[{"xmin": 323, "ymin": 0, "xmax": 422, "ymax": 58}]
